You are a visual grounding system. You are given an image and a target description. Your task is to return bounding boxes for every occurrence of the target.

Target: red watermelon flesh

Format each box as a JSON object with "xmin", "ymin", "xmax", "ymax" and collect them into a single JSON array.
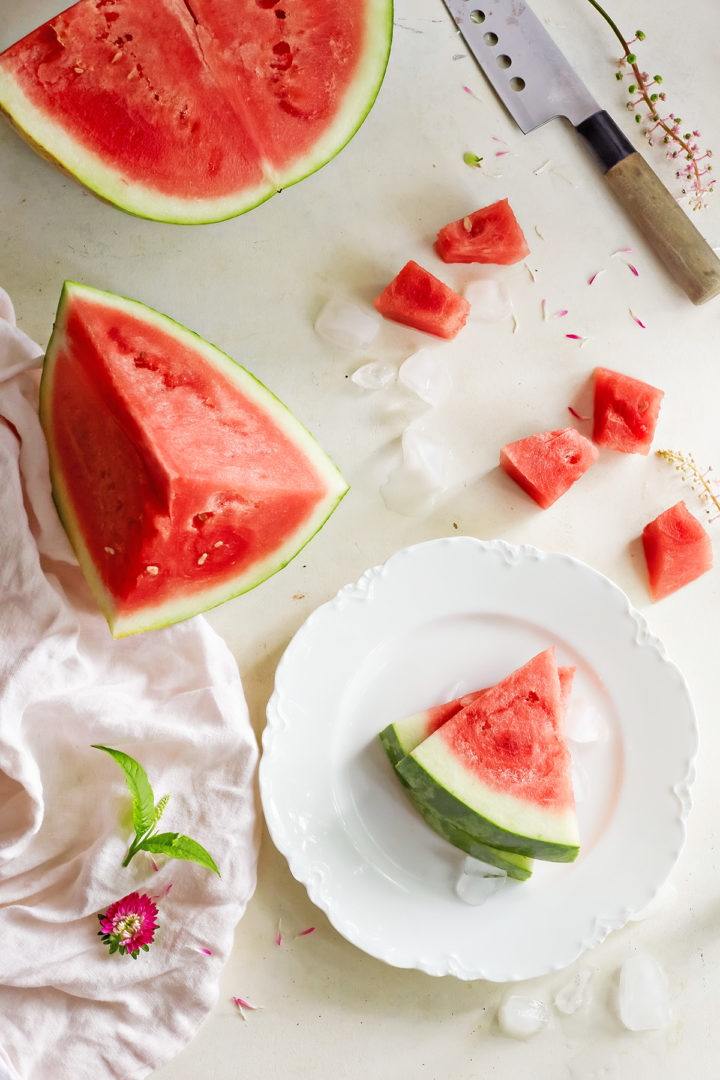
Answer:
[
  {"xmin": 40, "ymin": 281, "xmax": 347, "ymax": 636},
  {"xmin": 373, "ymin": 260, "xmax": 471, "ymax": 340},
  {"xmin": 0, "ymin": 0, "xmax": 392, "ymax": 222},
  {"xmin": 500, "ymin": 428, "xmax": 599, "ymax": 509},
  {"xmin": 435, "ymin": 198, "xmax": 530, "ymax": 265},
  {"xmin": 642, "ymin": 500, "xmax": 714, "ymax": 600},
  {"xmin": 592, "ymin": 366, "xmax": 664, "ymax": 454},
  {"xmin": 435, "ymin": 650, "xmax": 576, "ymax": 810},
  {"xmin": 397, "ymin": 647, "xmax": 580, "ymax": 860}
]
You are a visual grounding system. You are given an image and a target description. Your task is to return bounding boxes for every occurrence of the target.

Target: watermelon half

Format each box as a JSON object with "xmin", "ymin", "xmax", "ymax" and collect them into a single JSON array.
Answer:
[
  {"xmin": 0, "ymin": 0, "xmax": 393, "ymax": 223},
  {"xmin": 40, "ymin": 281, "xmax": 348, "ymax": 636},
  {"xmin": 396, "ymin": 648, "xmax": 580, "ymax": 862}
]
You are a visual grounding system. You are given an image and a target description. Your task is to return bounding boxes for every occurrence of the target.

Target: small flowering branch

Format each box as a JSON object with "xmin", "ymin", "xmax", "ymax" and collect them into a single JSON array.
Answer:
[
  {"xmin": 657, "ymin": 449, "xmax": 720, "ymax": 521},
  {"xmin": 586, "ymin": 0, "xmax": 714, "ymax": 208}
]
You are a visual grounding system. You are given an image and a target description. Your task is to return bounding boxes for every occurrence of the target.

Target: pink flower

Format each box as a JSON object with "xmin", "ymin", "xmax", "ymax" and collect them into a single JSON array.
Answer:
[{"xmin": 98, "ymin": 892, "xmax": 159, "ymax": 958}]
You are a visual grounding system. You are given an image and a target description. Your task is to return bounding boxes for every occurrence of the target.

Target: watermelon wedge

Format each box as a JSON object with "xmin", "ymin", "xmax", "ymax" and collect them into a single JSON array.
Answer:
[
  {"xmin": 374, "ymin": 260, "xmax": 471, "ymax": 339},
  {"xmin": 592, "ymin": 367, "xmax": 665, "ymax": 455},
  {"xmin": 0, "ymin": 0, "xmax": 393, "ymax": 223},
  {"xmin": 642, "ymin": 500, "xmax": 714, "ymax": 600},
  {"xmin": 39, "ymin": 281, "xmax": 348, "ymax": 636},
  {"xmin": 396, "ymin": 648, "xmax": 580, "ymax": 862},
  {"xmin": 435, "ymin": 198, "xmax": 530, "ymax": 265},
  {"xmin": 500, "ymin": 428, "xmax": 599, "ymax": 509}
]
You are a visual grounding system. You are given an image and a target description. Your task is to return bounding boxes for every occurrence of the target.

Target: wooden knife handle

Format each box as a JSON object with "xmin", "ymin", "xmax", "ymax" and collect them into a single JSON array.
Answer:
[{"xmin": 576, "ymin": 110, "xmax": 720, "ymax": 306}]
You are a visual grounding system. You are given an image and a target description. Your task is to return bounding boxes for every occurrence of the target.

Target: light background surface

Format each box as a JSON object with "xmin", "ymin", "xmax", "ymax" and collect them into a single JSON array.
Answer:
[{"xmin": 2, "ymin": 0, "xmax": 719, "ymax": 1076}]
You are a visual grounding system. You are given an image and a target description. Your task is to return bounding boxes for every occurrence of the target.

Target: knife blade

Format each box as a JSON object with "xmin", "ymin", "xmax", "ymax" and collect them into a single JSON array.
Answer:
[{"xmin": 441, "ymin": 0, "xmax": 720, "ymax": 305}]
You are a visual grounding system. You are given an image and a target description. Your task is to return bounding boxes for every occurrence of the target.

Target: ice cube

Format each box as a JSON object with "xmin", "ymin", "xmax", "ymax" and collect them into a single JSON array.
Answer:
[
  {"xmin": 350, "ymin": 360, "xmax": 396, "ymax": 390},
  {"xmin": 463, "ymin": 278, "xmax": 513, "ymax": 322},
  {"xmin": 380, "ymin": 427, "xmax": 449, "ymax": 517},
  {"xmin": 398, "ymin": 349, "xmax": 452, "ymax": 405},
  {"xmin": 498, "ymin": 995, "xmax": 550, "ymax": 1038},
  {"xmin": 565, "ymin": 698, "xmax": 608, "ymax": 744},
  {"xmin": 455, "ymin": 855, "xmax": 507, "ymax": 905},
  {"xmin": 314, "ymin": 297, "xmax": 381, "ymax": 350},
  {"xmin": 554, "ymin": 968, "xmax": 593, "ymax": 1015},
  {"xmin": 617, "ymin": 953, "xmax": 671, "ymax": 1031}
]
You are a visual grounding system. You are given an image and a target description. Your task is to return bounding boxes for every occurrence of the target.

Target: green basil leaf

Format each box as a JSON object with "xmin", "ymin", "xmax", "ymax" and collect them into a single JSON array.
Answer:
[
  {"xmin": 139, "ymin": 832, "xmax": 220, "ymax": 876},
  {"xmin": 92, "ymin": 745, "xmax": 156, "ymax": 836}
]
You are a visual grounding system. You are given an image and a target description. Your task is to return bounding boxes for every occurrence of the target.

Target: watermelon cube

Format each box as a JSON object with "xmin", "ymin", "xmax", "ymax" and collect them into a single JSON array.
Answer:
[
  {"xmin": 642, "ymin": 500, "xmax": 714, "ymax": 600},
  {"xmin": 435, "ymin": 198, "xmax": 530, "ymax": 265},
  {"xmin": 373, "ymin": 260, "xmax": 470, "ymax": 340},
  {"xmin": 592, "ymin": 367, "xmax": 664, "ymax": 455},
  {"xmin": 499, "ymin": 428, "xmax": 599, "ymax": 509}
]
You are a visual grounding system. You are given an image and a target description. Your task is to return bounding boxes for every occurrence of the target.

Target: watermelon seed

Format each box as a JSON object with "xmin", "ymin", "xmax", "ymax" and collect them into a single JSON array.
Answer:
[
  {"xmin": 111, "ymin": 51, "xmax": 123, "ymax": 64},
  {"xmin": 197, "ymin": 553, "xmax": 208, "ymax": 566},
  {"xmin": 214, "ymin": 541, "xmax": 224, "ymax": 548},
  {"xmin": 146, "ymin": 565, "xmax": 159, "ymax": 575},
  {"xmin": 104, "ymin": 546, "xmax": 116, "ymax": 555}
]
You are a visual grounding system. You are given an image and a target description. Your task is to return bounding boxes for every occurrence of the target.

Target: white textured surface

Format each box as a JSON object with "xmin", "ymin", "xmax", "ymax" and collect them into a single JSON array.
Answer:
[{"xmin": 2, "ymin": 0, "xmax": 720, "ymax": 1075}]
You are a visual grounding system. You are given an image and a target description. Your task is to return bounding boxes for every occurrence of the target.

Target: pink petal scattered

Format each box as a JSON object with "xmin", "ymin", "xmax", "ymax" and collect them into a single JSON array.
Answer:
[
  {"xmin": 626, "ymin": 262, "xmax": 640, "ymax": 277},
  {"xmin": 232, "ymin": 996, "xmax": 258, "ymax": 1012},
  {"xmin": 568, "ymin": 405, "xmax": 591, "ymax": 421},
  {"xmin": 296, "ymin": 927, "xmax": 316, "ymax": 938},
  {"xmin": 588, "ymin": 269, "xmax": 605, "ymax": 285},
  {"xmin": 274, "ymin": 919, "xmax": 283, "ymax": 947},
  {"xmin": 492, "ymin": 135, "xmax": 507, "ymax": 143},
  {"xmin": 629, "ymin": 308, "xmax": 646, "ymax": 328},
  {"xmin": 148, "ymin": 855, "xmax": 160, "ymax": 872},
  {"xmin": 495, "ymin": 150, "xmax": 509, "ymax": 157},
  {"xmin": 541, "ymin": 298, "xmax": 547, "ymax": 320},
  {"xmin": 565, "ymin": 334, "xmax": 588, "ymax": 346},
  {"xmin": 612, "ymin": 247, "xmax": 634, "ymax": 255},
  {"xmin": 195, "ymin": 947, "xmax": 213, "ymax": 956},
  {"xmin": 553, "ymin": 309, "xmax": 569, "ymax": 318},
  {"xmin": 463, "ymin": 85, "xmax": 482, "ymax": 102}
]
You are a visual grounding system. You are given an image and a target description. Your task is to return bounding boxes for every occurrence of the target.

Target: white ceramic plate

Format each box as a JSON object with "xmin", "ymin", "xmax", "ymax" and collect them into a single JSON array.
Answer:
[{"xmin": 260, "ymin": 537, "xmax": 697, "ymax": 981}]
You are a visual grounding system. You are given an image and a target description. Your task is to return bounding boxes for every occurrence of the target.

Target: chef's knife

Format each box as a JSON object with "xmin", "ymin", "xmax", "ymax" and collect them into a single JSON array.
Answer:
[{"xmin": 441, "ymin": 0, "xmax": 720, "ymax": 305}]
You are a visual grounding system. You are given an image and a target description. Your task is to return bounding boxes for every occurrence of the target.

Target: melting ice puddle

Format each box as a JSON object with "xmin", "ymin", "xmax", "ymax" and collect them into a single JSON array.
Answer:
[
  {"xmin": 617, "ymin": 953, "xmax": 671, "ymax": 1031},
  {"xmin": 381, "ymin": 426, "xmax": 450, "ymax": 517},
  {"xmin": 315, "ymin": 297, "xmax": 380, "ymax": 350},
  {"xmin": 498, "ymin": 995, "xmax": 550, "ymax": 1038}
]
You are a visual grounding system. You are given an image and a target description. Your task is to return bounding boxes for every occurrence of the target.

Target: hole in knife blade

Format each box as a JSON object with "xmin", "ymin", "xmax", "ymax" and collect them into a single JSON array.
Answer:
[
  {"xmin": 483, "ymin": 31, "xmax": 498, "ymax": 45},
  {"xmin": 469, "ymin": 10, "xmax": 485, "ymax": 23},
  {"xmin": 496, "ymin": 54, "xmax": 512, "ymax": 68},
  {"xmin": 509, "ymin": 76, "xmax": 526, "ymax": 91}
]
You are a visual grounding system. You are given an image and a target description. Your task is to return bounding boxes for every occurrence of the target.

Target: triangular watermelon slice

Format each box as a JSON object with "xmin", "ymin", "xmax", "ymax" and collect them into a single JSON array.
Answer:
[
  {"xmin": 0, "ymin": 0, "xmax": 393, "ymax": 223},
  {"xmin": 396, "ymin": 648, "xmax": 580, "ymax": 862},
  {"xmin": 500, "ymin": 428, "xmax": 599, "ymax": 509},
  {"xmin": 40, "ymin": 281, "xmax": 348, "ymax": 636},
  {"xmin": 380, "ymin": 665, "xmax": 575, "ymax": 880}
]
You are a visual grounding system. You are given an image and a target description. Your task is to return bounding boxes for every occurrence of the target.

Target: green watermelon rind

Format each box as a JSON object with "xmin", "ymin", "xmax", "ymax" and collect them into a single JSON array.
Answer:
[
  {"xmin": 0, "ymin": 1, "xmax": 394, "ymax": 224},
  {"xmin": 39, "ymin": 280, "xmax": 349, "ymax": 637},
  {"xmin": 396, "ymin": 752, "xmax": 580, "ymax": 863},
  {"xmin": 380, "ymin": 726, "xmax": 533, "ymax": 880}
]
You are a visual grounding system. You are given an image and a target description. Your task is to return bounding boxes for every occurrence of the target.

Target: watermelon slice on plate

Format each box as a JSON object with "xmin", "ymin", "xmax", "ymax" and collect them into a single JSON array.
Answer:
[
  {"xmin": 39, "ymin": 281, "xmax": 348, "ymax": 637},
  {"xmin": 0, "ymin": 0, "xmax": 393, "ymax": 223},
  {"xmin": 642, "ymin": 500, "xmax": 714, "ymax": 600},
  {"xmin": 500, "ymin": 428, "xmax": 599, "ymax": 509},
  {"xmin": 374, "ymin": 260, "xmax": 471, "ymax": 339},
  {"xmin": 396, "ymin": 648, "xmax": 580, "ymax": 862},
  {"xmin": 435, "ymin": 198, "xmax": 530, "ymax": 265},
  {"xmin": 379, "ymin": 666, "xmax": 574, "ymax": 881},
  {"xmin": 592, "ymin": 366, "xmax": 665, "ymax": 455}
]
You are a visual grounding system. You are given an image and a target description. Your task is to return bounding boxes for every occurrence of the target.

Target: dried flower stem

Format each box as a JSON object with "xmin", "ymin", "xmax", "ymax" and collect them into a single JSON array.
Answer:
[
  {"xmin": 657, "ymin": 449, "xmax": 720, "ymax": 520},
  {"xmin": 585, "ymin": 0, "xmax": 714, "ymax": 207}
]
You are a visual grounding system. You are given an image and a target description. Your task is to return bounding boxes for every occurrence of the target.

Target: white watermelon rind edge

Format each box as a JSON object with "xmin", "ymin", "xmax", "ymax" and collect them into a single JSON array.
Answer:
[
  {"xmin": 40, "ymin": 280, "xmax": 348, "ymax": 638},
  {"xmin": 0, "ymin": 0, "xmax": 394, "ymax": 224}
]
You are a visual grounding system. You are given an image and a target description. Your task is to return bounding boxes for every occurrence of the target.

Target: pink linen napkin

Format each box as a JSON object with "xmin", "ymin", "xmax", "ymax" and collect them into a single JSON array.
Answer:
[{"xmin": 0, "ymin": 288, "xmax": 259, "ymax": 1080}]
